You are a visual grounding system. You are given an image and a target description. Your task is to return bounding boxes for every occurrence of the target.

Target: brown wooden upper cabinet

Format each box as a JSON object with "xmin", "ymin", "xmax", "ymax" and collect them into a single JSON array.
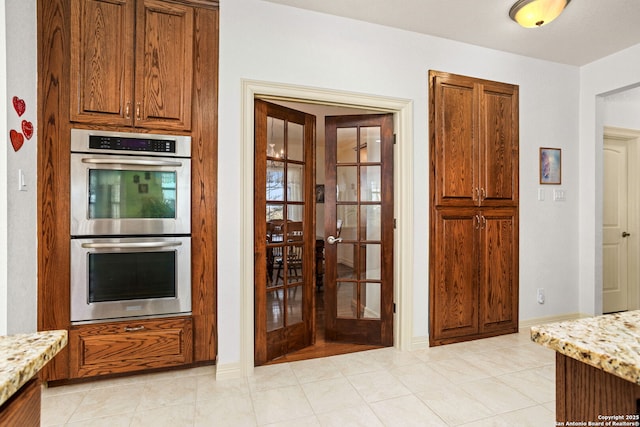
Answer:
[
  {"xmin": 430, "ymin": 71, "xmax": 519, "ymax": 208},
  {"xmin": 70, "ymin": 0, "xmax": 194, "ymax": 131}
]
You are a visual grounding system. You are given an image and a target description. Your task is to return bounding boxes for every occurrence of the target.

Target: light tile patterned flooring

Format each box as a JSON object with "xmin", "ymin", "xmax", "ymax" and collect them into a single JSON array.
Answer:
[{"xmin": 41, "ymin": 330, "xmax": 556, "ymax": 426}]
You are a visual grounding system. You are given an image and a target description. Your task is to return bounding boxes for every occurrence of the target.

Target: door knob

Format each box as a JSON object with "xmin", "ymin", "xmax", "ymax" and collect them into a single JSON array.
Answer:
[
  {"xmin": 326, "ymin": 235, "xmax": 343, "ymax": 245},
  {"xmin": 622, "ymin": 231, "xmax": 631, "ymax": 238}
]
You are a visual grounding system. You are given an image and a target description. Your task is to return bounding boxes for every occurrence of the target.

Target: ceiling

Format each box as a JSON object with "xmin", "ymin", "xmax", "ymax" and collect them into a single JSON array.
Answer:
[{"xmin": 263, "ymin": 0, "xmax": 640, "ymax": 66}]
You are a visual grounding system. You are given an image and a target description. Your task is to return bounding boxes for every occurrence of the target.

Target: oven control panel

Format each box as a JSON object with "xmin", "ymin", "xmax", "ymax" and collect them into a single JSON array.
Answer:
[
  {"xmin": 89, "ymin": 135, "xmax": 176, "ymax": 154},
  {"xmin": 71, "ymin": 129, "xmax": 191, "ymax": 158}
]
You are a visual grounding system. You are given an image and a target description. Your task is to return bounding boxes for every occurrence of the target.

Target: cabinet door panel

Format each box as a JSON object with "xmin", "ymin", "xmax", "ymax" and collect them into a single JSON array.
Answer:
[
  {"xmin": 136, "ymin": 0, "xmax": 194, "ymax": 130},
  {"xmin": 480, "ymin": 209, "xmax": 518, "ymax": 333},
  {"xmin": 480, "ymin": 83, "xmax": 519, "ymax": 206},
  {"xmin": 432, "ymin": 74, "xmax": 477, "ymax": 206},
  {"xmin": 70, "ymin": 0, "xmax": 135, "ymax": 125},
  {"xmin": 431, "ymin": 209, "xmax": 479, "ymax": 341},
  {"xmin": 69, "ymin": 317, "xmax": 193, "ymax": 378}
]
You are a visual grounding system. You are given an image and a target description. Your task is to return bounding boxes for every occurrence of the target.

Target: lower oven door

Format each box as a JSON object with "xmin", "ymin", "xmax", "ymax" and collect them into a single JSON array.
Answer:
[{"xmin": 70, "ymin": 236, "xmax": 191, "ymax": 323}]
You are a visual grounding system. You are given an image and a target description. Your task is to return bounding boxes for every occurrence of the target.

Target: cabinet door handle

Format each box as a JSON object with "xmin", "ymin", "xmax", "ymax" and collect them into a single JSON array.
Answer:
[
  {"xmin": 136, "ymin": 102, "xmax": 141, "ymax": 121},
  {"xmin": 481, "ymin": 215, "xmax": 486, "ymax": 229},
  {"xmin": 475, "ymin": 215, "xmax": 481, "ymax": 229},
  {"xmin": 124, "ymin": 326, "xmax": 145, "ymax": 332},
  {"xmin": 125, "ymin": 101, "xmax": 131, "ymax": 119},
  {"xmin": 480, "ymin": 188, "xmax": 486, "ymax": 202}
]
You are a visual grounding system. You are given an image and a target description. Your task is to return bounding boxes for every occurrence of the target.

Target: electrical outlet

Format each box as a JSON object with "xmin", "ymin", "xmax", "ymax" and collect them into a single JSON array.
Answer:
[{"xmin": 537, "ymin": 288, "xmax": 545, "ymax": 304}]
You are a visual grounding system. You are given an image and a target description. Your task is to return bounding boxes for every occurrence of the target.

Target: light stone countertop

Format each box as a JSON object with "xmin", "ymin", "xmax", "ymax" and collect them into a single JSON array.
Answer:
[
  {"xmin": 531, "ymin": 310, "xmax": 640, "ymax": 385},
  {"xmin": 0, "ymin": 330, "xmax": 67, "ymax": 406}
]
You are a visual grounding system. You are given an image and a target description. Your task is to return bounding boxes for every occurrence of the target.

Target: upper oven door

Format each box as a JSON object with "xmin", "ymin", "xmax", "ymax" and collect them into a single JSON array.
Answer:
[{"xmin": 71, "ymin": 153, "xmax": 191, "ymax": 236}]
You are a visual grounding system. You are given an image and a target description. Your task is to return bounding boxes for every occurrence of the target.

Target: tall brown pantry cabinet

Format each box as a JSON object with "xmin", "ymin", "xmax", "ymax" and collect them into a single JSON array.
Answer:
[
  {"xmin": 37, "ymin": 0, "xmax": 218, "ymax": 382},
  {"xmin": 429, "ymin": 71, "xmax": 519, "ymax": 346}
]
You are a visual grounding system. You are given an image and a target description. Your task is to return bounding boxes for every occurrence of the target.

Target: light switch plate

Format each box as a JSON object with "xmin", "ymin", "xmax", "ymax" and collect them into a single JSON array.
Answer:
[
  {"xmin": 553, "ymin": 189, "xmax": 566, "ymax": 201},
  {"xmin": 18, "ymin": 169, "xmax": 27, "ymax": 191}
]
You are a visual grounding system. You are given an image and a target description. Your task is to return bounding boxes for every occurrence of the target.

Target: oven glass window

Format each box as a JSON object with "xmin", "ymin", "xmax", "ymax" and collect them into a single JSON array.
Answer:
[
  {"xmin": 88, "ymin": 251, "xmax": 176, "ymax": 302},
  {"xmin": 88, "ymin": 170, "xmax": 177, "ymax": 219}
]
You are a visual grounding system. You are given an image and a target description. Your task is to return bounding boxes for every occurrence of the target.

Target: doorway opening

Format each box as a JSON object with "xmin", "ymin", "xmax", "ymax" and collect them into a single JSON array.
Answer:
[
  {"xmin": 602, "ymin": 126, "xmax": 640, "ymax": 314},
  {"xmin": 256, "ymin": 100, "xmax": 392, "ymax": 364},
  {"xmin": 238, "ymin": 80, "xmax": 414, "ymax": 376}
]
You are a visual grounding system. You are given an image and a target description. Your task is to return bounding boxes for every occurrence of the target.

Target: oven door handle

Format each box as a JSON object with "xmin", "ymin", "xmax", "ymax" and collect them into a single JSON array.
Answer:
[
  {"xmin": 81, "ymin": 241, "xmax": 182, "ymax": 249},
  {"xmin": 81, "ymin": 158, "xmax": 183, "ymax": 167}
]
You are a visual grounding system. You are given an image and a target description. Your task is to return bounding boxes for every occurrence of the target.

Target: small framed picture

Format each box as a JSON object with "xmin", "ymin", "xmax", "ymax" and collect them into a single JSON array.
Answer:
[
  {"xmin": 540, "ymin": 147, "xmax": 561, "ymax": 185},
  {"xmin": 315, "ymin": 184, "xmax": 325, "ymax": 203}
]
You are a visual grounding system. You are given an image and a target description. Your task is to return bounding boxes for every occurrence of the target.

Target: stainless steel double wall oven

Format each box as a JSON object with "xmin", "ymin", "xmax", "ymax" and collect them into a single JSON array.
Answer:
[{"xmin": 70, "ymin": 129, "xmax": 192, "ymax": 323}]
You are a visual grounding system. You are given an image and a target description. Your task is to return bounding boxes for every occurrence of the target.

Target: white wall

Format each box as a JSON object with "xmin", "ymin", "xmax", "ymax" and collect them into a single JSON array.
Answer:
[
  {"xmin": 0, "ymin": 1, "xmax": 8, "ymax": 335},
  {"xmin": 579, "ymin": 44, "xmax": 640, "ymax": 316},
  {"xmin": 218, "ymin": 0, "xmax": 582, "ymax": 367},
  {"xmin": 603, "ymin": 86, "xmax": 640, "ymax": 130},
  {"xmin": 4, "ymin": 0, "xmax": 37, "ymax": 334}
]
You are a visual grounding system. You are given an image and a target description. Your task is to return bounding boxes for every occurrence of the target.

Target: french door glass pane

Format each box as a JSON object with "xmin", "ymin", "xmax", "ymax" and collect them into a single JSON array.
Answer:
[
  {"xmin": 337, "ymin": 127, "xmax": 357, "ymax": 163},
  {"xmin": 336, "ymin": 242, "xmax": 356, "ymax": 279},
  {"xmin": 287, "ymin": 163, "xmax": 304, "ymax": 202},
  {"xmin": 362, "ymin": 283, "xmax": 381, "ymax": 319},
  {"xmin": 266, "ymin": 162, "xmax": 285, "ymax": 201},
  {"xmin": 288, "ymin": 122, "xmax": 304, "ymax": 161},
  {"xmin": 360, "ymin": 127, "xmax": 381, "ymax": 163},
  {"xmin": 337, "ymin": 166, "xmax": 357, "ymax": 202},
  {"xmin": 337, "ymin": 205, "xmax": 357, "ymax": 234},
  {"xmin": 267, "ymin": 117, "xmax": 285, "ymax": 159},
  {"xmin": 288, "ymin": 285, "xmax": 303, "ymax": 325},
  {"xmin": 360, "ymin": 166, "xmax": 381, "ymax": 201},
  {"xmin": 287, "ymin": 205, "xmax": 304, "ymax": 222},
  {"xmin": 285, "ymin": 246, "xmax": 303, "ymax": 284},
  {"xmin": 336, "ymin": 282, "xmax": 356, "ymax": 318},
  {"xmin": 362, "ymin": 243, "xmax": 381, "ymax": 280},
  {"xmin": 266, "ymin": 204, "xmax": 284, "ymax": 222},
  {"xmin": 266, "ymin": 289, "xmax": 284, "ymax": 332},
  {"xmin": 360, "ymin": 205, "xmax": 381, "ymax": 241}
]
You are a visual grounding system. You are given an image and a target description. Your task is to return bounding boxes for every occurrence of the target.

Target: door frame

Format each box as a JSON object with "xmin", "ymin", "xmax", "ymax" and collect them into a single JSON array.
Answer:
[
  {"xmin": 603, "ymin": 126, "xmax": 640, "ymax": 312},
  {"xmin": 235, "ymin": 79, "xmax": 413, "ymax": 377}
]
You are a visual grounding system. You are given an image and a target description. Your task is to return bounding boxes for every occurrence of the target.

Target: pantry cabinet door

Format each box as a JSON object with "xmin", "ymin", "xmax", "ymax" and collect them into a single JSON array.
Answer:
[
  {"xmin": 478, "ymin": 82, "xmax": 519, "ymax": 207},
  {"xmin": 430, "ymin": 72, "xmax": 478, "ymax": 207},
  {"xmin": 430, "ymin": 208, "xmax": 480, "ymax": 344},
  {"xmin": 479, "ymin": 208, "xmax": 519, "ymax": 334}
]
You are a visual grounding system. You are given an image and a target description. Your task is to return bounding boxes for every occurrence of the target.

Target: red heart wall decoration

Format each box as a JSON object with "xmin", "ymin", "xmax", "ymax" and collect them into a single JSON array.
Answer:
[
  {"xmin": 12, "ymin": 96, "xmax": 26, "ymax": 117},
  {"xmin": 22, "ymin": 120, "xmax": 34, "ymax": 140},
  {"xmin": 10, "ymin": 130, "xmax": 24, "ymax": 152}
]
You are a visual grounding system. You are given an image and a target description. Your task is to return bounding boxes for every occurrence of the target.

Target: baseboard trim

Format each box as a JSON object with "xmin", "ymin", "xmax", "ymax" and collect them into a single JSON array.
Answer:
[
  {"xmin": 519, "ymin": 313, "xmax": 588, "ymax": 330},
  {"xmin": 411, "ymin": 336, "xmax": 429, "ymax": 351},
  {"xmin": 215, "ymin": 362, "xmax": 242, "ymax": 380},
  {"xmin": 410, "ymin": 313, "xmax": 588, "ymax": 352}
]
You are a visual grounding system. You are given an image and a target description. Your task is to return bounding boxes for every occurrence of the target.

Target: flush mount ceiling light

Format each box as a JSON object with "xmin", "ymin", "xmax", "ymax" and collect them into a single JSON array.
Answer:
[{"xmin": 509, "ymin": 0, "xmax": 571, "ymax": 28}]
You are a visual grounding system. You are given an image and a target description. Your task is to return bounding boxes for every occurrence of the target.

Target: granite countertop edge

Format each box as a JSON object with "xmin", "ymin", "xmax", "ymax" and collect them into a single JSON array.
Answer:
[
  {"xmin": 530, "ymin": 311, "xmax": 640, "ymax": 386},
  {"xmin": 0, "ymin": 330, "xmax": 68, "ymax": 407}
]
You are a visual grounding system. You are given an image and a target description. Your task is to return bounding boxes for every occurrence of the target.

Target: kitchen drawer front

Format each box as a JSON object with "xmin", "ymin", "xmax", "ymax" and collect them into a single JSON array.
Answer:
[{"xmin": 70, "ymin": 317, "xmax": 193, "ymax": 378}]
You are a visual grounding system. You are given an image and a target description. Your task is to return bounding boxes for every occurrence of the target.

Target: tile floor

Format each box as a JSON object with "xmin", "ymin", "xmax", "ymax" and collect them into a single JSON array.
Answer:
[{"xmin": 41, "ymin": 330, "xmax": 556, "ymax": 426}]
